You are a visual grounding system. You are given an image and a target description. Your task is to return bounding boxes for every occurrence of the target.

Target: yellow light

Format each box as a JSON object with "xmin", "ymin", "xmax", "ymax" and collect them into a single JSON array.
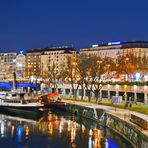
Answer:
[
  {"xmin": 116, "ymin": 84, "xmax": 119, "ymax": 89},
  {"xmin": 107, "ymin": 84, "xmax": 110, "ymax": 89},
  {"xmin": 134, "ymin": 85, "xmax": 137, "ymax": 91},
  {"xmin": 48, "ymin": 122, "xmax": 53, "ymax": 135},
  {"xmin": 144, "ymin": 85, "xmax": 147, "ymax": 92},
  {"xmin": 25, "ymin": 126, "xmax": 30, "ymax": 139}
]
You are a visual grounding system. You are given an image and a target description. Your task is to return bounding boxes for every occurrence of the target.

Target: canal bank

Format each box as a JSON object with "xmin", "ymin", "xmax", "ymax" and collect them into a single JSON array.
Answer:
[
  {"xmin": 62, "ymin": 100, "xmax": 148, "ymax": 148},
  {"xmin": 0, "ymin": 109, "xmax": 133, "ymax": 148}
]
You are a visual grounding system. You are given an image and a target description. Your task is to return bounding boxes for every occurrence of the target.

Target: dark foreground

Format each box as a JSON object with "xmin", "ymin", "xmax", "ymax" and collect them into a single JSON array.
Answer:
[{"xmin": 0, "ymin": 109, "xmax": 133, "ymax": 148}]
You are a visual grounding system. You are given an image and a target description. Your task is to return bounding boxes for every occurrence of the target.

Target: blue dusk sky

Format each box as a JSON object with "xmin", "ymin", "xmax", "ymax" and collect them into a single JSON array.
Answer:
[{"xmin": 0, "ymin": 0, "xmax": 148, "ymax": 52}]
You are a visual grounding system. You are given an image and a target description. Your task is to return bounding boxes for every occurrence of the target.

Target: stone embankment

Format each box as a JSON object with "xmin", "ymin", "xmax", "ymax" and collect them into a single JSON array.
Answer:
[{"xmin": 62, "ymin": 100, "xmax": 148, "ymax": 148}]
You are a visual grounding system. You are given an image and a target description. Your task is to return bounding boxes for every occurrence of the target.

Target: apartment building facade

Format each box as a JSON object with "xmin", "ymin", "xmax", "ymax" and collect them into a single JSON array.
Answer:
[
  {"xmin": 25, "ymin": 49, "xmax": 42, "ymax": 81},
  {"xmin": 0, "ymin": 52, "xmax": 17, "ymax": 80},
  {"xmin": 25, "ymin": 46, "xmax": 77, "ymax": 81}
]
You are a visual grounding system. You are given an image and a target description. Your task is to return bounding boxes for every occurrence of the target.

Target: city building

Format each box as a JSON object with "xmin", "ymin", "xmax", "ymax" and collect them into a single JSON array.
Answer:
[
  {"xmin": 57, "ymin": 82, "xmax": 148, "ymax": 104},
  {"xmin": 0, "ymin": 52, "xmax": 17, "ymax": 80},
  {"xmin": 80, "ymin": 41, "xmax": 148, "ymax": 81},
  {"xmin": 80, "ymin": 43, "xmax": 121, "ymax": 60},
  {"xmin": 25, "ymin": 48, "xmax": 42, "ymax": 81},
  {"xmin": 25, "ymin": 46, "xmax": 77, "ymax": 81},
  {"xmin": 16, "ymin": 51, "xmax": 25, "ymax": 79},
  {"xmin": 80, "ymin": 41, "xmax": 148, "ymax": 60},
  {"xmin": 42, "ymin": 46, "xmax": 77, "ymax": 77}
]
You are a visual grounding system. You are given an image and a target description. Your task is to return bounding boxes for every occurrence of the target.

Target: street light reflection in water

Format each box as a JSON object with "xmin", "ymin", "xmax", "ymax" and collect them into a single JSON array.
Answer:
[{"xmin": 0, "ymin": 111, "xmax": 133, "ymax": 148}]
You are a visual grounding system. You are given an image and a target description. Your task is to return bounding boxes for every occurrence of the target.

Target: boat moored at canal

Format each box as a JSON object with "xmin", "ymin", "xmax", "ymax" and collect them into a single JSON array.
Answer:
[
  {"xmin": 0, "ymin": 89, "xmax": 44, "ymax": 112},
  {"xmin": 38, "ymin": 92, "xmax": 67, "ymax": 110}
]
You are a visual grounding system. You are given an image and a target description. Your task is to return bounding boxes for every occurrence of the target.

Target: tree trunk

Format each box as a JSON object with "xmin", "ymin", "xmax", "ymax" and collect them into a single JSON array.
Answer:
[
  {"xmin": 74, "ymin": 84, "xmax": 79, "ymax": 100},
  {"xmin": 81, "ymin": 85, "xmax": 84, "ymax": 100},
  {"xmin": 71, "ymin": 80, "xmax": 75, "ymax": 98}
]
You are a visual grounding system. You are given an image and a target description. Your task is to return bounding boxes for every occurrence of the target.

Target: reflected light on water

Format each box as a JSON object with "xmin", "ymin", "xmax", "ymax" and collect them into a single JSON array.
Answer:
[
  {"xmin": 88, "ymin": 137, "xmax": 93, "ymax": 148},
  {"xmin": 25, "ymin": 126, "xmax": 30, "ymax": 139},
  {"xmin": 70, "ymin": 121, "xmax": 76, "ymax": 144},
  {"xmin": 1, "ymin": 122, "xmax": 5, "ymax": 138},
  {"xmin": 89, "ymin": 129, "xmax": 93, "ymax": 136},
  {"xmin": 11, "ymin": 125, "xmax": 15, "ymax": 137},
  {"xmin": 48, "ymin": 114, "xmax": 52, "ymax": 120},
  {"xmin": 82, "ymin": 125, "xmax": 85, "ymax": 133},
  {"xmin": 48, "ymin": 122, "xmax": 53, "ymax": 135},
  {"xmin": 17, "ymin": 125, "xmax": 23, "ymax": 142},
  {"xmin": 59, "ymin": 121, "xmax": 63, "ymax": 134},
  {"xmin": 0, "ymin": 112, "xmax": 133, "ymax": 148},
  {"xmin": 105, "ymin": 137, "xmax": 118, "ymax": 148},
  {"xmin": 93, "ymin": 128, "xmax": 102, "ymax": 148},
  {"xmin": 68, "ymin": 120, "xmax": 71, "ymax": 131}
]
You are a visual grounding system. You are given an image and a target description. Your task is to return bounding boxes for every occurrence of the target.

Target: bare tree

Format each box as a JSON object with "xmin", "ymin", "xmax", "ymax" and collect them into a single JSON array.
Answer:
[
  {"xmin": 60, "ymin": 54, "xmax": 116, "ymax": 101},
  {"xmin": 75, "ymin": 55, "xmax": 115, "ymax": 101},
  {"xmin": 139, "ymin": 55, "xmax": 148, "ymax": 75},
  {"xmin": 48, "ymin": 62, "xmax": 59, "ymax": 93},
  {"xmin": 75, "ymin": 54, "xmax": 90, "ymax": 100},
  {"xmin": 116, "ymin": 53, "xmax": 138, "ymax": 81},
  {"xmin": 60, "ymin": 55, "xmax": 77, "ymax": 97},
  {"xmin": 87, "ymin": 56, "xmax": 115, "ymax": 100}
]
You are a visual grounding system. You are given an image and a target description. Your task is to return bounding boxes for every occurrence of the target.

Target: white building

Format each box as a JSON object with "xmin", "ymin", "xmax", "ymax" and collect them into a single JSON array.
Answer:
[{"xmin": 80, "ymin": 41, "xmax": 148, "ymax": 61}]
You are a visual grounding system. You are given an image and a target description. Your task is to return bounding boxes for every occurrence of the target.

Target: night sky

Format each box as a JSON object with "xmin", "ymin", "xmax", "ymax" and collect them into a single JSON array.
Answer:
[{"xmin": 0, "ymin": 0, "xmax": 148, "ymax": 52}]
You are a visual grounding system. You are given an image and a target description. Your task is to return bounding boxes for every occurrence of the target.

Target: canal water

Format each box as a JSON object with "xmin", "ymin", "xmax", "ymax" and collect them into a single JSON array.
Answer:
[{"xmin": 0, "ymin": 110, "xmax": 133, "ymax": 148}]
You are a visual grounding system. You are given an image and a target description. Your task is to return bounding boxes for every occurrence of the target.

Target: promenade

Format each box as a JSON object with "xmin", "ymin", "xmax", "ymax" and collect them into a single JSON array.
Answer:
[{"xmin": 63, "ymin": 100, "xmax": 148, "ymax": 136}]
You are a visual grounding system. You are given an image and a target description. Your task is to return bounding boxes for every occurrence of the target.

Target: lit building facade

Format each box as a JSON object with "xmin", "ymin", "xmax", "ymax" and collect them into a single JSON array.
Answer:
[
  {"xmin": 0, "ymin": 52, "xmax": 17, "ymax": 80},
  {"xmin": 80, "ymin": 41, "xmax": 148, "ymax": 61},
  {"xmin": 42, "ymin": 46, "xmax": 77, "ymax": 77},
  {"xmin": 25, "ymin": 46, "xmax": 77, "ymax": 81},
  {"xmin": 25, "ymin": 49, "xmax": 42, "ymax": 81},
  {"xmin": 80, "ymin": 44, "xmax": 121, "ymax": 60},
  {"xmin": 16, "ymin": 51, "xmax": 25, "ymax": 79},
  {"xmin": 80, "ymin": 41, "xmax": 148, "ymax": 81}
]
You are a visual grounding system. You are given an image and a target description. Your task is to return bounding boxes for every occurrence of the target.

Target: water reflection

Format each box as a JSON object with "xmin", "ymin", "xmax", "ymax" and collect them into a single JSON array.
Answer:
[{"xmin": 0, "ymin": 111, "xmax": 133, "ymax": 148}]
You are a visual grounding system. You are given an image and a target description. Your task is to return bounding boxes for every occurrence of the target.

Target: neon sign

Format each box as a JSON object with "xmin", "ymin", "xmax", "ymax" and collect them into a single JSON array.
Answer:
[{"xmin": 108, "ymin": 42, "xmax": 121, "ymax": 46}]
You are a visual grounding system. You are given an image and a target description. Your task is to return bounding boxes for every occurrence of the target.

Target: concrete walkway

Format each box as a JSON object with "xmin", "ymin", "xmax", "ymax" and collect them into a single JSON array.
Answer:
[{"xmin": 63, "ymin": 100, "xmax": 148, "ymax": 136}]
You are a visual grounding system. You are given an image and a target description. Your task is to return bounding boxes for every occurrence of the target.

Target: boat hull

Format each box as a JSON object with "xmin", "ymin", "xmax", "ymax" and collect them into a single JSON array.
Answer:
[
  {"xmin": 43, "ymin": 101, "xmax": 67, "ymax": 111},
  {"xmin": 0, "ymin": 105, "xmax": 42, "ymax": 110},
  {"xmin": 0, "ymin": 105, "xmax": 44, "ymax": 120}
]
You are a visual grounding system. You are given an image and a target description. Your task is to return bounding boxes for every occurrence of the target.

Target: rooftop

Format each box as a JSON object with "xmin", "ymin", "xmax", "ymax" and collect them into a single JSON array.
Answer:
[
  {"xmin": 26, "ymin": 46, "xmax": 76, "ymax": 53},
  {"xmin": 81, "ymin": 41, "xmax": 148, "ymax": 51}
]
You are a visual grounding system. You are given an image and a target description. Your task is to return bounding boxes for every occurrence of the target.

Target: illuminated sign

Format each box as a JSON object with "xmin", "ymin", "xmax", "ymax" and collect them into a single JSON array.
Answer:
[
  {"xmin": 92, "ymin": 44, "xmax": 98, "ymax": 48},
  {"xmin": 108, "ymin": 42, "xmax": 121, "ymax": 46},
  {"xmin": 135, "ymin": 73, "xmax": 141, "ymax": 81}
]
